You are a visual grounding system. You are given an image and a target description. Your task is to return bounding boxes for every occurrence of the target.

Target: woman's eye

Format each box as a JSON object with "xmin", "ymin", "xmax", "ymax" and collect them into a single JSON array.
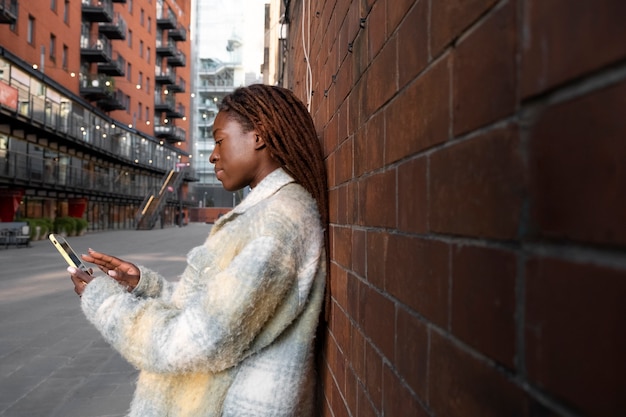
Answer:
[{"xmin": 215, "ymin": 139, "xmax": 223, "ymax": 146}]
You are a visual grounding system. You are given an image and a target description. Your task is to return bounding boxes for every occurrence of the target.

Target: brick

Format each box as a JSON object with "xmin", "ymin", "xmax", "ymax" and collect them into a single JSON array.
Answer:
[
  {"xmin": 386, "ymin": 0, "xmax": 415, "ymax": 34},
  {"xmin": 521, "ymin": 0, "xmax": 626, "ymax": 98},
  {"xmin": 429, "ymin": 332, "xmax": 531, "ymax": 417},
  {"xmin": 395, "ymin": 307, "xmax": 429, "ymax": 400},
  {"xmin": 430, "ymin": 125, "xmax": 524, "ymax": 240},
  {"xmin": 346, "ymin": 180, "xmax": 359, "ymax": 225},
  {"xmin": 385, "ymin": 235, "xmax": 450, "ymax": 327},
  {"xmin": 333, "ymin": 225, "xmax": 352, "ymax": 269},
  {"xmin": 386, "ymin": 54, "xmax": 450, "ymax": 164},
  {"xmin": 344, "ymin": 368, "xmax": 358, "ymax": 416},
  {"xmin": 453, "ymin": 1, "xmax": 517, "ymax": 135},
  {"xmin": 351, "ymin": 228, "xmax": 366, "ymax": 277},
  {"xmin": 366, "ymin": 231, "xmax": 388, "ymax": 290},
  {"xmin": 349, "ymin": 324, "xmax": 366, "ymax": 383},
  {"xmin": 354, "ymin": 110, "xmax": 385, "ymax": 177},
  {"xmin": 430, "ymin": 0, "xmax": 498, "ymax": 54},
  {"xmin": 528, "ymin": 81, "xmax": 626, "ymax": 246},
  {"xmin": 525, "ymin": 257, "xmax": 626, "ymax": 416},
  {"xmin": 360, "ymin": 284, "xmax": 395, "ymax": 361},
  {"xmin": 336, "ymin": 183, "xmax": 348, "ymax": 225},
  {"xmin": 451, "ymin": 245, "xmax": 517, "ymax": 367},
  {"xmin": 363, "ymin": 37, "xmax": 397, "ymax": 118},
  {"xmin": 398, "ymin": 0, "xmax": 429, "ymax": 89},
  {"xmin": 383, "ymin": 364, "xmax": 430, "ymax": 417},
  {"xmin": 368, "ymin": 0, "xmax": 386, "ymax": 60},
  {"xmin": 360, "ymin": 169, "xmax": 396, "ymax": 228},
  {"xmin": 347, "ymin": 271, "xmax": 362, "ymax": 326},
  {"xmin": 357, "ymin": 381, "xmax": 378, "ymax": 417},
  {"xmin": 331, "ymin": 263, "xmax": 349, "ymax": 316},
  {"xmin": 335, "ymin": 136, "xmax": 353, "ymax": 185},
  {"xmin": 364, "ymin": 341, "xmax": 383, "ymax": 412},
  {"xmin": 398, "ymin": 156, "xmax": 428, "ymax": 234}
]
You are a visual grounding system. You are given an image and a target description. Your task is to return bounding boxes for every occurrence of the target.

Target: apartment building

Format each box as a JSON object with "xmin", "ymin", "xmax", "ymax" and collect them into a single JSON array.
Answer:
[{"xmin": 0, "ymin": 0, "xmax": 193, "ymax": 231}]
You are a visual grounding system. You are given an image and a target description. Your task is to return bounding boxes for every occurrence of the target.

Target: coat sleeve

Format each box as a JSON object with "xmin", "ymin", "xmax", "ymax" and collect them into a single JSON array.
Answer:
[{"xmin": 80, "ymin": 234, "xmax": 299, "ymax": 374}]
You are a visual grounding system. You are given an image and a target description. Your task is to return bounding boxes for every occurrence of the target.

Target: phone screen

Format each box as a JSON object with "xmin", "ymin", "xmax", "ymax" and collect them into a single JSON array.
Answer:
[{"xmin": 60, "ymin": 240, "xmax": 83, "ymax": 267}]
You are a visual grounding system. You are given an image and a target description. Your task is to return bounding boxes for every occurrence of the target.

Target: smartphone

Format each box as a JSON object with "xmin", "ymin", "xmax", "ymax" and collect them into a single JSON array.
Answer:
[{"xmin": 49, "ymin": 234, "xmax": 92, "ymax": 275}]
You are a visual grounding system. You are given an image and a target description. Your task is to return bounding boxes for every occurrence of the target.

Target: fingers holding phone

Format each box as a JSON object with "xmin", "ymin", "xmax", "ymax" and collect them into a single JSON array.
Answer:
[{"xmin": 67, "ymin": 265, "xmax": 93, "ymax": 297}]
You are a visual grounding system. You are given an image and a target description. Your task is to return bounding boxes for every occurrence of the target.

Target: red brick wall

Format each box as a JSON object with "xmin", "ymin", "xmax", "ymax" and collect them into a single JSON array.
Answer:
[{"xmin": 285, "ymin": 0, "xmax": 626, "ymax": 416}]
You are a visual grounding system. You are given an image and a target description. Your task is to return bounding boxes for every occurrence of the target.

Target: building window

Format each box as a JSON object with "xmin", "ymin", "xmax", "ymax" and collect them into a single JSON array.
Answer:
[
  {"xmin": 140, "ymin": 9, "xmax": 144, "ymax": 26},
  {"xmin": 51, "ymin": 0, "xmax": 57, "ymax": 12},
  {"xmin": 139, "ymin": 40, "xmax": 144, "ymax": 58},
  {"xmin": 138, "ymin": 102, "xmax": 142, "ymax": 120},
  {"xmin": 146, "ymin": 77, "xmax": 150, "ymax": 94},
  {"xmin": 64, "ymin": 0, "xmax": 69, "ymax": 23},
  {"xmin": 62, "ymin": 44, "xmax": 68, "ymax": 70},
  {"xmin": 127, "ymin": 63, "xmax": 132, "ymax": 82},
  {"xmin": 138, "ymin": 71, "xmax": 143, "ymax": 89},
  {"xmin": 50, "ymin": 34, "xmax": 57, "ymax": 61},
  {"xmin": 128, "ymin": 0, "xmax": 133, "ymax": 14},
  {"xmin": 27, "ymin": 16, "xmax": 35, "ymax": 45},
  {"xmin": 146, "ymin": 47, "xmax": 151, "ymax": 64},
  {"xmin": 147, "ymin": 17, "xmax": 151, "ymax": 33},
  {"xmin": 128, "ymin": 29, "xmax": 133, "ymax": 48}
]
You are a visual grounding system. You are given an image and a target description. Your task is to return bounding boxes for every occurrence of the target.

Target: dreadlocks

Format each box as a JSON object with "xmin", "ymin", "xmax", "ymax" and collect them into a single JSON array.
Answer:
[
  {"xmin": 219, "ymin": 84, "xmax": 330, "ymax": 318},
  {"xmin": 219, "ymin": 84, "xmax": 328, "ymax": 234}
]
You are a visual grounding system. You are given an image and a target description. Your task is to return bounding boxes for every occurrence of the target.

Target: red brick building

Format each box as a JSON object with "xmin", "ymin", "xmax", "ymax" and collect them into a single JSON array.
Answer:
[
  {"xmin": 0, "ymin": 0, "xmax": 193, "ymax": 230},
  {"xmin": 279, "ymin": 0, "xmax": 625, "ymax": 416}
]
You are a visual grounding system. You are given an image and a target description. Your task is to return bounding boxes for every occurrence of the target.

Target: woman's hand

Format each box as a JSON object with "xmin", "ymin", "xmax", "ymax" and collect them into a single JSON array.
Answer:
[
  {"xmin": 81, "ymin": 249, "xmax": 141, "ymax": 292},
  {"xmin": 68, "ymin": 266, "xmax": 94, "ymax": 297}
]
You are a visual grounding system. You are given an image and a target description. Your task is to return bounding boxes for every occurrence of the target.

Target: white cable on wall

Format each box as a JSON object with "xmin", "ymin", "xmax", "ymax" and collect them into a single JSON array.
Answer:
[{"xmin": 301, "ymin": 0, "xmax": 312, "ymax": 111}]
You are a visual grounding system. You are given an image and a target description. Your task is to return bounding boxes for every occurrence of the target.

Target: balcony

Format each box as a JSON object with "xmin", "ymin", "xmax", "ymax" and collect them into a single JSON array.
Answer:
[
  {"xmin": 80, "ymin": 34, "xmax": 112, "ymax": 62},
  {"xmin": 168, "ymin": 24, "xmax": 187, "ymax": 41},
  {"xmin": 154, "ymin": 124, "xmax": 186, "ymax": 143},
  {"xmin": 99, "ymin": 12, "xmax": 126, "ymax": 40},
  {"xmin": 156, "ymin": 39, "xmax": 176, "ymax": 57},
  {"xmin": 167, "ymin": 76, "xmax": 186, "ymax": 93},
  {"xmin": 111, "ymin": 0, "xmax": 126, "ymax": 2},
  {"xmin": 167, "ymin": 50, "xmax": 186, "ymax": 67},
  {"xmin": 81, "ymin": 0, "xmax": 113, "ymax": 23},
  {"xmin": 156, "ymin": 8, "xmax": 177, "ymax": 29},
  {"xmin": 79, "ymin": 74, "xmax": 115, "ymax": 101},
  {"xmin": 98, "ymin": 52, "xmax": 125, "ymax": 76},
  {"xmin": 168, "ymin": 103, "xmax": 185, "ymax": 119},
  {"xmin": 154, "ymin": 95, "xmax": 176, "ymax": 114},
  {"xmin": 155, "ymin": 67, "xmax": 176, "ymax": 85},
  {"xmin": 0, "ymin": 0, "xmax": 17, "ymax": 25},
  {"xmin": 97, "ymin": 88, "xmax": 127, "ymax": 112}
]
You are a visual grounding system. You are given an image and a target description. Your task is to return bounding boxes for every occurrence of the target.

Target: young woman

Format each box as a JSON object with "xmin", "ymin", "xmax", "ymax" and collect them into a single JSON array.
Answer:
[{"xmin": 68, "ymin": 84, "xmax": 329, "ymax": 416}]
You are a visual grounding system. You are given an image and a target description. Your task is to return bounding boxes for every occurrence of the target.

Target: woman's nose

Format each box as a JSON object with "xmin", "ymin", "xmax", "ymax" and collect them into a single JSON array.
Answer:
[{"xmin": 209, "ymin": 148, "xmax": 217, "ymax": 163}]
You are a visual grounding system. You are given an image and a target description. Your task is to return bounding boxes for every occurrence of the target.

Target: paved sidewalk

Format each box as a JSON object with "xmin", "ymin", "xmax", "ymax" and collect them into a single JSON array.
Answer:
[{"xmin": 0, "ymin": 223, "xmax": 212, "ymax": 417}]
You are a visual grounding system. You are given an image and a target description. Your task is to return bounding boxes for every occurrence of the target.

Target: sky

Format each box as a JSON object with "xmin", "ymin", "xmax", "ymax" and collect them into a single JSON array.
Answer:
[{"xmin": 194, "ymin": 0, "xmax": 267, "ymax": 75}]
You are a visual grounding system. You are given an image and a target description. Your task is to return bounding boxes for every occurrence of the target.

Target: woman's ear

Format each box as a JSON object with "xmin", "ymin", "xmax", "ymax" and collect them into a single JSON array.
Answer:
[{"xmin": 254, "ymin": 134, "xmax": 267, "ymax": 150}]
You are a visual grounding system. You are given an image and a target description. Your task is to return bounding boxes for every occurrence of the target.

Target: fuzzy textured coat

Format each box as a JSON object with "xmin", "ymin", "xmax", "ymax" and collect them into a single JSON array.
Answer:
[{"xmin": 81, "ymin": 168, "xmax": 326, "ymax": 417}]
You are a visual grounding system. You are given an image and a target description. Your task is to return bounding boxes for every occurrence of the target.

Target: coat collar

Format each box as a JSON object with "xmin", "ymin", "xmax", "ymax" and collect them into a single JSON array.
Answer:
[{"xmin": 212, "ymin": 168, "xmax": 295, "ymax": 230}]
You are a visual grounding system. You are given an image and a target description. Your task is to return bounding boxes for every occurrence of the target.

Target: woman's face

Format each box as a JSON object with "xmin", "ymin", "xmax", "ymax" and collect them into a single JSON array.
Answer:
[{"xmin": 210, "ymin": 111, "xmax": 261, "ymax": 191}]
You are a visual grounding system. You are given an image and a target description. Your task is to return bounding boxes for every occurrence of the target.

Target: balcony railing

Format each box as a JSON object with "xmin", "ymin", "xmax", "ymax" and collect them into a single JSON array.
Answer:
[
  {"xmin": 99, "ymin": 12, "xmax": 126, "ymax": 40},
  {"xmin": 81, "ymin": 0, "xmax": 113, "ymax": 23},
  {"xmin": 0, "ymin": 0, "xmax": 18, "ymax": 24},
  {"xmin": 154, "ymin": 125, "xmax": 186, "ymax": 143},
  {"xmin": 98, "ymin": 52, "xmax": 125, "ymax": 76},
  {"xmin": 167, "ymin": 76, "xmax": 186, "ymax": 93},
  {"xmin": 156, "ymin": 39, "xmax": 176, "ymax": 57},
  {"xmin": 97, "ymin": 88, "xmax": 127, "ymax": 112},
  {"xmin": 79, "ymin": 73, "xmax": 115, "ymax": 101},
  {"xmin": 167, "ymin": 50, "xmax": 186, "ymax": 67},
  {"xmin": 168, "ymin": 23, "xmax": 187, "ymax": 41},
  {"xmin": 156, "ymin": 8, "xmax": 177, "ymax": 29},
  {"xmin": 154, "ymin": 95, "xmax": 176, "ymax": 114},
  {"xmin": 155, "ymin": 66, "xmax": 176, "ymax": 85},
  {"xmin": 80, "ymin": 34, "xmax": 112, "ymax": 62},
  {"xmin": 0, "ymin": 150, "xmax": 152, "ymax": 198}
]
